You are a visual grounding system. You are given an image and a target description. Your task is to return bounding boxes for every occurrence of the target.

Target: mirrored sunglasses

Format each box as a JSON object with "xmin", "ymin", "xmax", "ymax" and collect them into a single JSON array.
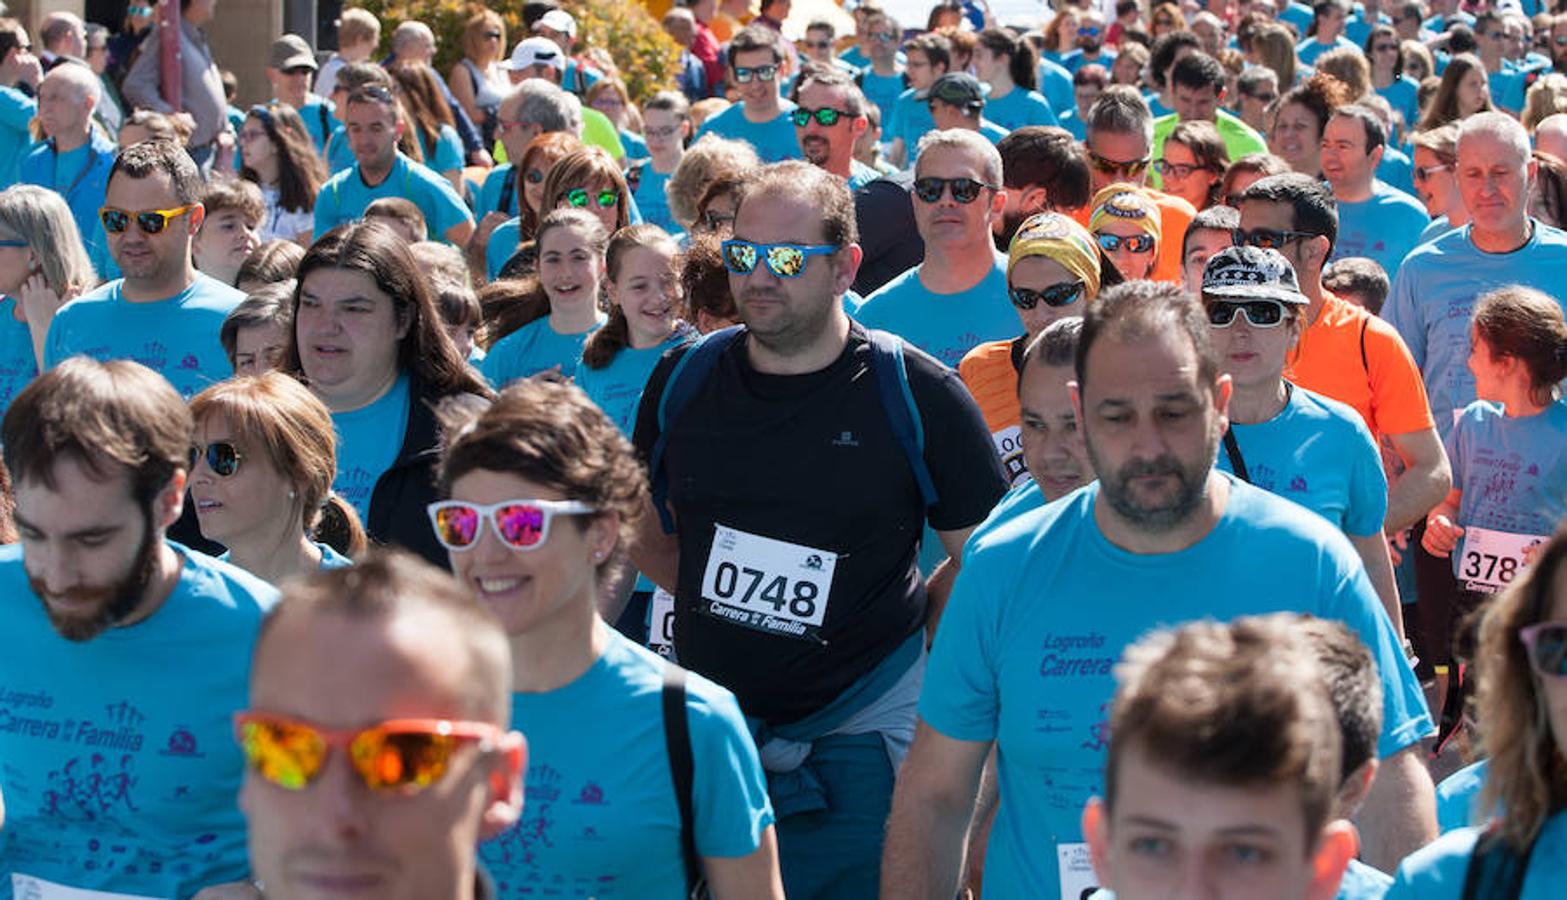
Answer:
[
  {"xmin": 1010, "ymin": 281, "xmax": 1086, "ymax": 310},
  {"xmin": 234, "ymin": 712, "xmax": 502, "ymax": 793},
  {"xmin": 428, "ymin": 499, "xmax": 597, "ymax": 552},
  {"xmin": 100, "ymin": 204, "xmax": 196, "ymax": 235},
  {"xmin": 720, "ymin": 239, "xmax": 837, "ymax": 278}
]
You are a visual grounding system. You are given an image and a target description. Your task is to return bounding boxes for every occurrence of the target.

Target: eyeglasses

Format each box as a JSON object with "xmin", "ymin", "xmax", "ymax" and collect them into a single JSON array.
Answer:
[
  {"xmin": 792, "ymin": 107, "xmax": 851, "ymax": 127},
  {"xmin": 804, "ymin": 40, "xmax": 833, "ymax": 50},
  {"xmin": 1232, "ymin": 226, "xmax": 1316, "ymax": 250},
  {"xmin": 234, "ymin": 711, "xmax": 504, "ymax": 793},
  {"xmin": 1520, "ymin": 622, "xmax": 1567, "ymax": 678},
  {"xmin": 733, "ymin": 64, "xmax": 779, "ymax": 83},
  {"xmin": 1087, "ymin": 150, "xmax": 1151, "ymax": 178},
  {"xmin": 1206, "ymin": 298, "xmax": 1287, "ymax": 328},
  {"xmin": 869, "ymin": 31, "xmax": 899, "ymax": 42},
  {"xmin": 0, "ymin": 239, "xmax": 27, "ymax": 249},
  {"xmin": 128, "ymin": 4, "xmax": 154, "ymax": 15},
  {"xmin": 1154, "ymin": 160, "xmax": 1206, "ymax": 179},
  {"xmin": 566, "ymin": 188, "xmax": 620, "ymax": 210},
  {"xmin": 912, "ymin": 176, "xmax": 997, "ymax": 204},
  {"xmin": 1373, "ymin": 43, "xmax": 1399, "ymax": 52},
  {"xmin": 1245, "ymin": 90, "xmax": 1279, "ymax": 104},
  {"xmin": 99, "ymin": 204, "xmax": 196, "ymax": 235},
  {"xmin": 484, "ymin": 30, "xmax": 503, "ymax": 40},
  {"xmin": 645, "ymin": 124, "xmax": 683, "ymax": 139},
  {"xmin": 1010, "ymin": 280, "xmax": 1085, "ymax": 309},
  {"xmin": 721, "ymin": 239, "xmax": 837, "ymax": 278},
  {"xmin": 191, "ymin": 442, "xmax": 244, "ymax": 477},
  {"xmin": 1095, "ymin": 232, "xmax": 1155, "ymax": 253},
  {"xmin": 1413, "ymin": 162, "xmax": 1451, "ymax": 182},
  {"xmin": 428, "ymin": 498, "xmax": 596, "ymax": 552}
]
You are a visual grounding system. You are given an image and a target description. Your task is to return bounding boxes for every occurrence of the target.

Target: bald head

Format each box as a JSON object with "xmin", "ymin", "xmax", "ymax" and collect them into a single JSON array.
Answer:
[
  {"xmin": 1536, "ymin": 113, "xmax": 1567, "ymax": 162},
  {"xmin": 40, "ymin": 11, "xmax": 84, "ymax": 58}
]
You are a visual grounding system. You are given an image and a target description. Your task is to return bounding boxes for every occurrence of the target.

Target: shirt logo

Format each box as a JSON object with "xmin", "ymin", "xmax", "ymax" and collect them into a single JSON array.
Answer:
[{"xmin": 831, "ymin": 430, "xmax": 859, "ymax": 447}]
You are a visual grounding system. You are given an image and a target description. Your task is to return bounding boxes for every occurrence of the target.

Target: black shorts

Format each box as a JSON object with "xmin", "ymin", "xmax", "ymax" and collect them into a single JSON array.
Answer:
[{"xmin": 1411, "ymin": 520, "xmax": 1486, "ymax": 677}]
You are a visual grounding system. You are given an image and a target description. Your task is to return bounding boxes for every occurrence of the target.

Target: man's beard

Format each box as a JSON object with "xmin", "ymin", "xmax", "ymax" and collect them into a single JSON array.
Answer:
[
  {"xmin": 30, "ymin": 513, "xmax": 160, "ymax": 642},
  {"xmin": 801, "ymin": 135, "xmax": 832, "ymax": 166},
  {"xmin": 1085, "ymin": 431, "xmax": 1217, "ymax": 533}
]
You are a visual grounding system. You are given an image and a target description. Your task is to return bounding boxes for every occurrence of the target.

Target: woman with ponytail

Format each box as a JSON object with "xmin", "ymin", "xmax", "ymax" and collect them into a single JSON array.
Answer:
[
  {"xmin": 972, "ymin": 28, "xmax": 1057, "ymax": 133},
  {"xmin": 577, "ymin": 225, "xmax": 695, "ymax": 436}
]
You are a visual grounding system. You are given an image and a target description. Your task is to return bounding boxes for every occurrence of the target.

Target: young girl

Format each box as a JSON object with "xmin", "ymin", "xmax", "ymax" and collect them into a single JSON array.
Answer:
[
  {"xmin": 577, "ymin": 225, "xmax": 694, "ymax": 436},
  {"xmin": 480, "ymin": 209, "xmax": 609, "ymax": 389},
  {"xmin": 627, "ymin": 91, "xmax": 690, "ymax": 235}
]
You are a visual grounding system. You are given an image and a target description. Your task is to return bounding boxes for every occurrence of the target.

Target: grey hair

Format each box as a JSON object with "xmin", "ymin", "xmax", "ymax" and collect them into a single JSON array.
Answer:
[
  {"xmin": 914, "ymin": 128, "xmax": 1004, "ymax": 186},
  {"xmin": 0, "ymin": 185, "xmax": 97, "ymax": 296},
  {"xmin": 504, "ymin": 78, "xmax": 582, "ymax": 135},
  {"xmin": 1459, "ymin": 111, "xmax": 1531, "ymax": 164},
  {"xmin": 42, "ymin": 60, "xmax": 99, "ymax": 107}
]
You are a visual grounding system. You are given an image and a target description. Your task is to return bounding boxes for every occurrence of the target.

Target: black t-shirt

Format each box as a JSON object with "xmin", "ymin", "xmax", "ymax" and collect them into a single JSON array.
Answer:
[{"xmin": 633, "ymin": 322, "xmax": 1007, "ymax": 725}]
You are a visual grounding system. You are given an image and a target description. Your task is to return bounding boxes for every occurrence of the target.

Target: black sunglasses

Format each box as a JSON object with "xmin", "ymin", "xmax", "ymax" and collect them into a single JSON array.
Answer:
[
  {"xmin": 1087, "ymin": 150, "xmax": 1151, "ymax": 177},
  {"xmin": 191, "ymin": 442, "xmax": 244, "ymax": 477},
  {"xmin": 912, "ymin": 176, "xmax": 996, "ymax": 204},
  {"xmin": 1010, "ymin": 281, "xmax": 1085, "ymax": 310},
  {"xmin": 1232, "ymin": 226, "xmax": 1317, "ymax": 250}
]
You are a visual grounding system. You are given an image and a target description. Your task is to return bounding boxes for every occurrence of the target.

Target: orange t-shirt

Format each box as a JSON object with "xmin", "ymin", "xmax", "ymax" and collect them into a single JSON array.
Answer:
[
  {"xmin": 1285, "ymin": 291, "xmax": 1435, "ymax": 441},
  {"xmin": 1070, "ymin": 188, "xmax": 1194, "ymax": 285},
  {"xmin": 958, "ymin": 338, "xmax": 1030, "ymax": 486}
]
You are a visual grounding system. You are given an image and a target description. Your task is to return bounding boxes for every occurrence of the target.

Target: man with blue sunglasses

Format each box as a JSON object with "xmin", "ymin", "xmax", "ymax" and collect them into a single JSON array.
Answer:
[{"xmin": 693, "ymin": 26, "xmax": 802, "ymax": 163}]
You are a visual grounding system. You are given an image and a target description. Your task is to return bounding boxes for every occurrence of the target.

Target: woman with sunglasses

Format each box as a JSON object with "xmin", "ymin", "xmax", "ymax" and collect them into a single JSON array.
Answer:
[
  {"xmin": 1382, "ymin": 526, "xmax": 1567, "ymax": 897},
  {"xmin": 1367, "ymin": 24, "xmax": 1420, "ymax": 135},
  {"xmin": 481, "ymin": 210, "xmax": 610, "ymax": 389},
  {"xmin": 485, "ymin": 132, "xmax": 584, "ymax": 283},
  {"xmin": 238, "ymin": 102, "xmax": 327, "ymax": 245},
  {"xmin": 1201, "ymin": 245, "xmax": 1405, "ymax": 637},
  {"xmin": 1157, "ymin": 120, "xmax": 1229, "ymax": 211},
  {"xmin": 286, "ymin": 220, "xmax": 492, "ymax": 568},
  {"xmin": 1419, "ymin": 287, "xmax": 1567, "ymax": 721},
  {"xmin": 0, "ymin": 185, "xmax": 96, "ymax": 418},
  {"xmin": 449, "ymin": 10, "xmax": 508, "ymax": 149},
  {"xmin": 542, "ymin": 146, "xmax": 632, "ymax": 236},
  {"xmin": 433, "ymin": 377, "xmax": 783, "ymax": 898},
  {"xmin": 189, "ymin": 371, "xmax": 364, "ymax": 583},
  {"xmin": 1088, "ymin": 183, "xmax": 1161, "ymax": 281},
  {"xmin": 1410, "ymin": 124, "xmax": 1466, "ymax": 244}
]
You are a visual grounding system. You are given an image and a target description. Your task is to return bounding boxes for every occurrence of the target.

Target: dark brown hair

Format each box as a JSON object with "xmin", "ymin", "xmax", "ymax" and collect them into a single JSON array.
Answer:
[
  {"xmin": 236, "ymin": 239, "xmax": 305, "ymax": 289},
  {"xmin": 583, "ymin": 225, "xmax": 681, "ymax": 370},
  {"xmin": 1472, "ymin": 285, "xmax": 1567, "ymax": 406},
  {"xmin": 241, "ymin": 101, "xmax": 328, "ymax": 215}
]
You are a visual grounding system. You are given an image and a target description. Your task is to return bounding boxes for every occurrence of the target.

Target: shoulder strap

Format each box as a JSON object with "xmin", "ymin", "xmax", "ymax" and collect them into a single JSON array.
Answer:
[
  {"xmin": 649, "ymin": 325, "xmax": 746, "ymax": 532},
  {"xmin": 1460, "ymin": 823, "xmax": 1538, "ymax": 900},
  {"xmin": 1223, "ymin": 428, "xmax": 1250, "ymax": 483},
  {"xmin": 499, "ymin": 165, "xmax": 518, "ymax": 215},
  {"xmin": 1359, "ymin": 314, "xmax": 1370, "ymax": 374},
  {"xmin": 866, "ymin": 329, "xmax": 939, "ymax": 509},
  {"xmin": 662, "ymin": 663, "xmax": 705, "ymax": 897},
  {"xmin": 318, "ymin": 103, "xmax": 330, "ymax": 141}
]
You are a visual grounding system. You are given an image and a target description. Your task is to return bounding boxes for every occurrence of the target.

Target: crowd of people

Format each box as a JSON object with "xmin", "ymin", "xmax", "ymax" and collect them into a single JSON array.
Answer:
[{"xmin": 0, "ymin": 0, "xmax": 1566, "ymax": 896}]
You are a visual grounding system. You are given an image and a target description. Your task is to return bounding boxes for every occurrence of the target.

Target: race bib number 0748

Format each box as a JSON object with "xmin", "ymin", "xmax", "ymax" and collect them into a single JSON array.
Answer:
[{"xmin": 700, "ymin": 525, "xmax": 837, "ymax": 642}]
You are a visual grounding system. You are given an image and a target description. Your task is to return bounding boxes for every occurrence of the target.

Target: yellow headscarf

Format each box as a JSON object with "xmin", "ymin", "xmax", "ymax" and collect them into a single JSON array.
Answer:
[
  {"xmin": 1087, "ymin": 182, "xmax": 1162, "ymax": 247},
  {"xmin": 1006, "ymin": 211, "xmax": 1102, "ymax": 298}
]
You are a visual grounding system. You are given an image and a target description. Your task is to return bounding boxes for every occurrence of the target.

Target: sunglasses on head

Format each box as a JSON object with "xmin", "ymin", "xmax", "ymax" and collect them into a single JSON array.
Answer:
[
  {"xmin": 721, "ymin": 239, "xmax": 836, "ymax": 278},
  {"xmin": 191, "ymin": 442, "xmax": 244, "ymax": 477},
  {"xmin": 912, "ymin": 176, "xmax": 996, "ymax": 204},
  {"xmin": 733, "ymin": 64, "xmax": 779, "ymax": 83},
  {"xmin": 792, "ymin": 106, "xmax": 850, "ymax": 127},
  {"xmin": 234, "ymin": 711, "xmax": 504, "ymax": 793},
  {"xmin": 1206, "ymin": 298, "xmax": 1287, "ymax": 328},
  {"xmin": 1520, "ymin": 621, "xmax": 1567, "ymax": 678},
  {"xmin": 1095, "ymin": 232, "xmax": 1155, "ymax": 253},
  {"xmin": 1087, "ymin": 151, "xmax": 1151, "ymax": 177},
  {"xmin": 1010, "ymin": 280, "xmax": 1085, "ymax": 310},
  {"xmin": 100, "ymin": 205, "xmax": 196, "ymax": 235},
  {"xmin": 1231, "ymin": 226, "xmax": 1316, "ymax": 250},
  {"xmin": 566, "ymin": 187, "xmax": 620, "ymax": 210},
  {"xmin": 427, "ymin": 499, "xmax": 597, "ymax": 552}
]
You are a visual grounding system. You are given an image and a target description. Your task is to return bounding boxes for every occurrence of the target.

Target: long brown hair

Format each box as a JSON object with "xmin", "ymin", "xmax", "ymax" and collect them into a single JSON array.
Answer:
[
  {"xmin": 541, "ymin": 147, "xmax": 632, "ymax": 232},
  {"xmin": 1419, "ymin": 53, "xmax": 1494, "ymax": 131},
  {"xmin": 241, "ymin": 102, "xmax": 327, "ymax": 215},
  {"xmin": 389, "ymin": 62, "xmax": 457, "ymax": 166},
  {"xmin": 582, "ymin": 225, "xmax": 681, "ymax": 370},
  {"xmin": 516, "ymin": 131, "xmax": 584, "ymax": 241}
]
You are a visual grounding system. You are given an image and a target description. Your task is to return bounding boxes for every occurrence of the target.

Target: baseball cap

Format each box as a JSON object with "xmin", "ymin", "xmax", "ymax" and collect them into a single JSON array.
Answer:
[
  {"xmin": 920, "ymin": 72, "xmax": 987, "ymax": 110},
  {"xmin": 1200, "ymin": 246, "xmax": 1309, "ymax": 305},
  {"xmin": 1007, "ymin": 212, "xmax": 1101, "ymax": 295},
  {"xmin": 505, "ymin": 36, "xmax": 566, "ymax": 72},
  {"xmin": 533, "ymin": 9, "xmax": 578, "ymax": 39},
  {"xmin": 269, "ymin": 34, "xmax": 317, "ymax": 72}
]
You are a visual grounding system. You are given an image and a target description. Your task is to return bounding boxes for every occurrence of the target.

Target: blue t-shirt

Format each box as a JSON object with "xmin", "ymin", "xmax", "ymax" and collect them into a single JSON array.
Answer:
[
  {"xmin": 1384, "ymin": 811, "xmax": 1567, "ymax": 899},
  {"xmin": 44, "ymin": 274, "xmax": 245, "ymax": 399},
  {"xmin": 1297, "ymin": 35, "xmax": 1358, "ymax": 67},
  {"xmin": 1347, "ymin": 10, "xmax": 1391, "ymax": 45},
  {"xmin": 620, "ymin": 128, "xmax": 649, "ymax": 162},
  {"xmin": 421, "ymin": 123, "xmax": 465, "ymax": 175},
  {"xmin": 218, "ymin": 541, "xmax": 353, "ymax": 576},
  {"xmin": 1331, "ymin": 180, "xmax": 1430, "ymax": 276},
  {"xmin": 0, "ymin": 542, "xmax": 277, "ymax": 898},
  {"xmin": 1038, "ymin": 58, "xmax": 1076, "ymax": 122},
  {"xmin": 888, "ymin": 87, "xmax": 935, "ymax": 161},
  {"xmin": 480, "ymin": 630, "xmax": 774, "ymax": 899},
  {"xmin": 854, "ymin": 255, "xmax": 1018, "ymax": 367},
  {"xmin": 18, "ymin": 132, "xmax": 117, "ymax": 272},
  {"xmin": 1385, "ymin": 220, "xmax": 1567, "ymax": 441},
  {"xmin": 861, "ymin": 68, "xmax": 907, "ymax": 122},
  {"xmin": 1444, "ymin": 399, "xmax": 1567, "ymax": 574},
  {"xmin": 961, "ymin": 478, "xmax": 1047, "ymax": 560},
  {"xmin": 0, "ymin": 297, "xmax": 37, "ymax": 420},
  {"xmin": 1217, "ymin": 385, "xmax": 1388, "ymax": 536},
  {"xmin": 1061, "ymin": 48, "xmax": 1116, "ymax": 74},
  {"xmin": 330, "ymin": 372, "xmax": 410, "ymax": 524},
  {"xmin": 981, "ymin": 87, "xmax": 1058, "ymax": 132},
  {"xmin": 1282, "ymin": 1, "xmax": 1317, "ymax": 32},
  {"xmin": 630, "ymin": 162, "xmax": 679, "ymax": 233},
  {"xmin": 1489, "ymin": 67, "xmax": 1528, "ymax": 114},
  {"xmin": 313, "ymin": 152, "xmax": 474, "ymax": 240},
  {"xmin": 0, "ymin": 84, "xmax": 36, "ymax": 187},
  {"xmin": 323, "ymin": 123, "xmax": 354, "ymax": 173},
  {"xmin": 1378, "ymin": 76, "xmax": 1422, "ymax": 133},
  {"xmin": 481, "ymin": 314, "xmax": 606, "ymax": 388},
  {"xmin": 693, "ymin": 99, "xmax": 801, "ymax": 163},
  {"xmin": 577, "ymin": 331, "xmax": 692, "ymax": 436},
  {"xmin": 979, "ymin": 118, "xmax": 1011, "ymax": 146},
  {"xmin": 920, "ymin": 478, "xmax": 1433, "ymax": 900},
  {"xmin": 1058, "ymin": 107, "xmax": 1086, "ymax": 140},
  {"xmin": 297, "ymin": 94, "xmax": 336, "ymax": 153},
  {"xmin": 1436, "ymin": 759, "xmax": 1490, "ymax": 834},
  {"xmin": 486, "ymin": 217, "xmax": 525, "ymax": 282},
  {"xmin": 1417, "ymin": 214, "xmax": 1458, "ymax": 246},
  {"xmin": 1378, "ymin": 145, "xmax": 1417, "ymax": 196},
  {"xmin": 477, "ymin": 162, "xmax": 519, "ymax": 217}
]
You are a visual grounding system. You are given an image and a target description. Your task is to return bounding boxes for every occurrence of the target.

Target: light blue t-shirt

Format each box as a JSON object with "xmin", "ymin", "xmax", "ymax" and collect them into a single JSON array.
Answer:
[
  {"xmin": 1384, "ymin": 811, "xmax": 1567, "ymax": 899},
  {"xmin": 1377, "ymin": 144, "xmax": 1417, "ymax": 196},
  {"xmin": 0, "ymin": 84, "xmax": 36, "ymax": 187},
  {"xmin": 1489, "ymin": 67, "xmax": 1528, "ymax": 114},
  {"xmin": 1038, "ymin": 58, "xmax": 1076, "ymax": 121},
  {"xmin": 1217, "ymin": 385, "xmax": 1388, "ymax": 536},
  {"xmin": 1058, "ymin": 107, "xmax": 1086, "ymax": 140},
  {"xmin": 420, "ymin": 123, "xmax": 465, "ymax": 176},
  {"xmin": 1331, "ymin": 180, "xmax": 1429, "ymax": 276},
  {"xmin": 620, "ymin": 127, "xmax": 649, "ymax": 162},
  {"xmin": 0, "ymin": 542, "xmax": 277, "ymax": 899},
  {"xmin": 979, "ymin": 118, "xmax": 1010, "ymax": 146},
  {"xmin": 1347, "ymin": 10, "xmax": 1392, "ymax": 45},
  {"xmin": 1378, "ymin": 76, "xmax": 1422, "ymax": 133},
  {"xmin": 1444, "ymin": 399, "xmax": 1567, "ymax": 575},
  {"xmin": 861, "ymin": 68, "xmax": 907, "ymax": 122},
  {"xmin": 982, "ymin": 87, "xmax": 1058, "ymax": 132},
  {"xmin": 0, "ymin": 297, "xmax": 38, "ymax": 420},
  {"xmin": 330, "ymin": 372, "xmax": 410, "ymax": 524},
  {"xmin": 961, "ymin": 478, "xmax": 1047, "ymax": 560},
  {"xmin": 44, "ymin": 274, "xmax": 245, "ymax": 399},
  {"xmin": 486, "ymin": 217, "xmax": 525, "ymax": 282},
  {"xmin": 630, "ymin": 162, "xmax": 678, "ymax": 233},
  {"xmin": 1298, "ymin": 35, "xmax": 1358, "ymax": 66},
  {"xmin": 477, "ymin": 162, "xmax": 519, "ymax": 217},
  {"xmin": 480, "ymin": 629, "xmax": 774, "ymax": 899},
  {"xmin": 297, "ymin": 94, "xmax": 336, "ymax": 153},
  {"xmin": 18, "ymin": 132, "xmax": 117, "ymax": 273},
  {"xmin": 1282, "ymin": 2, "xmax": 1316, "ymax": 34},
  {"xmin": 1385, "ymin": 220, "xmax": 1567, "ymax": 441},
  {"xmin": 312, "ymin": 151, "xmax": 474, "ymax": 240},
  {"xmin": 920, "ymin": 478, "xmax": 1433, "ymax": 900},
  {"xmin": 577, "ymin": 331, "xmax": 691, "ymax": 436},
  {"xmin": 888, "ymin": 87, "xmax": 935, "ymax": 161},
  {"xmin": 1417, "ymin": 214, "xmax": 1458, "ymax": 246},
  {"xmin": 323, "ymin": 123, "xmax": 354, "ymax": 173},
  {"xmin": 218, "ymin": 541, "xmax": 353, "ymax": 576},
  {"xmin": 481, "ymin": 314, "xmax": 606, "ymax": 388},
  {"xmin": 1061, "ymin": 48, "xmax": 1116, "ymax": 74},
  {"xmin": 694, "ymin": 99, "xmax": 801, "ymax": 163},
  {"xmin": 1436, "ymin": 759, "xmax": 1490, "ymax": 834},
  {"xmin": 854, "ymin": 254, "xmax": 1017, "ymax": 367}
]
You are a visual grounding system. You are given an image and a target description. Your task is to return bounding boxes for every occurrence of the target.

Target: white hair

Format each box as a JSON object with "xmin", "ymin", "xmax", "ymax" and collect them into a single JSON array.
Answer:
[
  {"xmin": 41, "ymin": 60, "xmax": 98, "ymax": 107},
  {"xmin": 1458, "ymin": 110, "xmax": 1531, "ymax": 165},
  {"xmin": 391, "ymin": 20, "xmax": 435, "ymax": 52}
]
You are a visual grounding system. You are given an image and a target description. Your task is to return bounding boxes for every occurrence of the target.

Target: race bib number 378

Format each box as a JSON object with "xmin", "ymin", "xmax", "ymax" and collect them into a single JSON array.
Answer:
[
  {"xmin": 700, "ymin": 525, "xmax": 837, "ymax": 642},
  {"xmin": 1460, "ymin": 526, "xmax": 1547, "ymax": 594}
]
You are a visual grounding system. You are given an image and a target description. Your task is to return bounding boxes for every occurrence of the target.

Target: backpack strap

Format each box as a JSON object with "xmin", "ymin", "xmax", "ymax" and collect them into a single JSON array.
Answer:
[
  {"xmin": 1460, "ymin": 822, "xmax": 1538, "ymax": 900},
  {"xmin": 1359, "ymin": 314, "xmax": 1370, "ymax": 374},
  {"xmin": 662, "ymin": 663, "xmax": 705, "ymax": 897},
  {"xmin": 317, "ymin": 104, "xmax": 331, "ymax": 147},
  {"xmin": 1222, "ymin": 428, "xmax": 1250, "ymax": 483},
  {"xmin": 499, "ymin": 165, "xmax": 518, "ymax": 216},
  {"xmin": 866, "ymin": 329, "xmax": 938, "ymax": 509},
  {"xmin": 649, "ymin": 325, "xmax": 746, "ymax": 532}
]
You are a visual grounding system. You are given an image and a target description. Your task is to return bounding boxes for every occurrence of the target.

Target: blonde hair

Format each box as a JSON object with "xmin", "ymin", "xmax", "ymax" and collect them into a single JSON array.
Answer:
[
  {"xmin": 0, "ymin": 185, "xmax": 97, "ymax": 297},
  {"xmin": 336, "ymin": 8, "xmax": 381, "ymax": 48}
]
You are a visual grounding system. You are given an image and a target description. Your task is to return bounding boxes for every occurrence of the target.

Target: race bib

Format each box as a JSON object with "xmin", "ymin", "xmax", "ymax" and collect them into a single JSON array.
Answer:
[
  {"xmin": 1056, "ymin": 842, "xmax": 1101, "ymax": 900},
  {"xmin": 991, "ymin": 424, "xmax": 1029, "ymax": 486},
  {"xmin": 700, "ymin": 524, "xmax": 837, "ymax": 642},
  {"xmin": 1460, "ymin": 526, "xmax": 1547, "ymax": 593},
  {"xmin": 648, "ymin": 588, "xmax": 677, "ymax": 658},
  {"xmin": 12, "ymin": 874, "xmax": 157, "ymax": 900}
]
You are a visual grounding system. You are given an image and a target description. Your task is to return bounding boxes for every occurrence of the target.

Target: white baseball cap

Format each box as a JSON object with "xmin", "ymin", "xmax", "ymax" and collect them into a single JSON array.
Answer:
[
  {"xmin": 505, "ymin": 36, "xmax": 566, "ymax": 72},
  {"xmin": 533, "ymin": 9, "xmax": 577, "ymax": 39}
]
